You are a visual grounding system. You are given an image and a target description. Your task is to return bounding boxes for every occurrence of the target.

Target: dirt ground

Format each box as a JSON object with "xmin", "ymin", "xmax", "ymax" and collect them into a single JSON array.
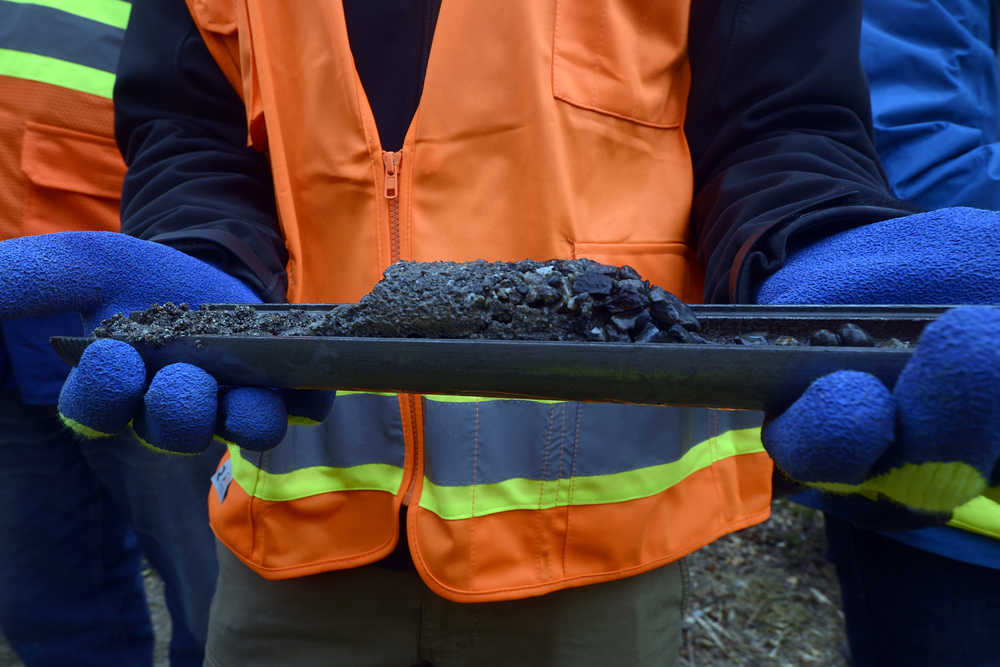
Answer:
[
  {"xmin": 0, "ymin": 500, "xmax": 846, "ymax": 666},
  {"xmin": 679, "ymin": 499, "xmax": 849, "ymax": 666}
]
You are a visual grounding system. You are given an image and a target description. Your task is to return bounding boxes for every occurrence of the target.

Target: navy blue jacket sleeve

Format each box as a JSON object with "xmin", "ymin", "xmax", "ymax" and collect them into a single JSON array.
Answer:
[
  {"xmin": 113, "ymin": 0, "xmax": 288, "ymax": 302},
  {"xmin": 861, "ymin": 0, "xmax": 1000, "ymax": 211},
  {"xmin": 686, "ymin": 0, "xmax": 922, "ymax": 303}
]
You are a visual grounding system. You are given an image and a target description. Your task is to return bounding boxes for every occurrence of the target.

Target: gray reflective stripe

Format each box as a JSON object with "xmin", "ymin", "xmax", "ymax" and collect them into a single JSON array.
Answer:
[
  {"xmin": 0, "ymin": 1, "xmax": 125, "ymax": 75},
  {"xmin": 243, "ymin": 392, "xmax": 405, "ymax": 475},
  {"xmin": 419, "ymin": 427, "xmax": 765, "ymax": 519},
  {"xmin": 422, "ymin": 399, "xmax": 764, "ymax": 487},
  {"xmin": 5, "ymin": 0, "xmax": 131, "ymax": 28}
]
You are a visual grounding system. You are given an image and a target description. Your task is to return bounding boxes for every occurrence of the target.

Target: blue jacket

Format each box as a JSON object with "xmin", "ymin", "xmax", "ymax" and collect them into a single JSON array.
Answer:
[
  {"xmin": 861, "ymin": 0, "xmax": 1000, "ymax": 210},
  {"xmin": 1, "ymin": 315, "xmax": 82, "ymax": 405}
]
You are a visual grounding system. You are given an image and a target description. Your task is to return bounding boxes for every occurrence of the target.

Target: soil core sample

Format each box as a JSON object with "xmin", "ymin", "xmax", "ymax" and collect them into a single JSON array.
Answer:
[{"xmin": 93, "ymin": 259, "xmax": 707, "ymax": 346}]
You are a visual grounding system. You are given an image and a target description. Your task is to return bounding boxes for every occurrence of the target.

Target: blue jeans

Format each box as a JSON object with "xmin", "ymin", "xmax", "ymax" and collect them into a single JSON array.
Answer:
[
  {"xmin": 0, "ymin": 390, "xmax": 223, "ymax": 666},
  {"xmin": 825, "ymin": 515, "xmax": 1000, "ymax": 667}
]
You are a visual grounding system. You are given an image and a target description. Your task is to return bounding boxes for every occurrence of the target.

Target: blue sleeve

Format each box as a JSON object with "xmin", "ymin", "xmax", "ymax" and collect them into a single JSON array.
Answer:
[
  {"xmin": 861, "ymin": 0, "xmax": 1000, "ymax": 210},
  {"xmin": 114, "ymin": 0, "xmax": 289, "ymax": 302}
]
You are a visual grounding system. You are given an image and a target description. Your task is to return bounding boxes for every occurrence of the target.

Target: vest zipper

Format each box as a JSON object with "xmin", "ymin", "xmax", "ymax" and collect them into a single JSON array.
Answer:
[
  {"xmin": 383, "ymin": 150, "xmax": 402, "ymax": 263},
  {"xmin": 384, "ymin": 150, "xmax": 418, "ymax": 506},
  {"xmin": 401, "ymin": 395, "xmax": 420, "ymax": 506}
]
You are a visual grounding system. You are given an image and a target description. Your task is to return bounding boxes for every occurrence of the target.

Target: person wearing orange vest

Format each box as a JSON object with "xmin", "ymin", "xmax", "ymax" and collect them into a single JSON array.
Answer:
[
  {"xmin": 2, "ymin": 1, "xmax": 998, "ymax": 665},
  {"xmin": 0, "ymin": 2, "xmax": 221, "ymax": 664}
]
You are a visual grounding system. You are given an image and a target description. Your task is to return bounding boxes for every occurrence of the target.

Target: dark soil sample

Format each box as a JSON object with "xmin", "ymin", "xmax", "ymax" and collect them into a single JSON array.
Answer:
[
  {"xmin": 93, "ymin": 259, "xmax": 706, "ymax": 346},
  {"xmin": 92, "ymin": 259, "xmax": 914, "ymax": 349},
  {"xmin": 92, "ymin": 302, "xmax": 324, "ymax": 347}
]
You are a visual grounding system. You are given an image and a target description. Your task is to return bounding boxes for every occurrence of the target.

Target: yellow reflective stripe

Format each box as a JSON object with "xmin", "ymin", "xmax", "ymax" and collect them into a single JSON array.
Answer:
[
  {"xmin": 423, "ymin": 394, "xmax": 564, "ymax": 405},
  {"xmin": 810, "ymin": 461, "xmax": 986, "ymax": 513},
  {"xmin": 336, "ymin": 390, "xmax": 398, "ymax": 398},
  {"xmin": 58, "ymin": 413, "xmax": 114, "ymax": 438},
  {"xmin": 0, "ymin": 48, "xmax": 114, "ymax": 97},
  {"xmin": 419, "ymin": 427, "xmax": 764, "ymax": 520},
  {"xmin": 6, "ymin": 0, "xmax": 131, "ymax": 28},
  {"xmin": 948, "ymin": 495, "xmax": 1000, "ymax": 540},
  {"xmin": 228, "ymin": 444, "xmax": 404, "ymax": 502},
  {"xmin": 287, "ymin": 415, "xmax": 322, "ymax": 426}
]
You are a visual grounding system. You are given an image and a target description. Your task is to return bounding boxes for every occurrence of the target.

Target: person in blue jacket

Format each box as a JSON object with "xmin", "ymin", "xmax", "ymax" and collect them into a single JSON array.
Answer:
[
  {"xmin": 789, "ymin": 2, "xmax": 1000, "ymax": 665},
  {"xmin": 0, "ymin": 2, "xmax": 221, "ymax": 665}
]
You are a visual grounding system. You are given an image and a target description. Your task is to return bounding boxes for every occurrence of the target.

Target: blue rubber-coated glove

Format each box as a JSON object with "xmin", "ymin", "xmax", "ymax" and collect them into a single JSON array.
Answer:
[
  {"xmin": 756, "ymin": 207, "xmax": 1000, "ymax": 522},
  {"xmin": 0, "ymin": 232, "xmax": 333, "ymax": 454}
]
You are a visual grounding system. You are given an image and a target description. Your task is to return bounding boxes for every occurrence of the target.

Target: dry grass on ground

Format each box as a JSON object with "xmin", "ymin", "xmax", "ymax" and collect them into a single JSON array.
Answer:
[{"xmin": 680, "ymin": 499, "xmax": 849, "ymax": 666}]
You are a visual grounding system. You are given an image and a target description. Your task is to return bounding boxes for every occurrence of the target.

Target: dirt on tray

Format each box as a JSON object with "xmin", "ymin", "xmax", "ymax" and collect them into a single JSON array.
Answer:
[{"xmin": 94, "ymin": 259, "xmax": 708, "ymax": 346}]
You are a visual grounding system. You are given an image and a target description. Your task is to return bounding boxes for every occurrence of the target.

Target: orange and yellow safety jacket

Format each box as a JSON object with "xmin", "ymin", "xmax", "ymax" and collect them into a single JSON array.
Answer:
[
  {"xmin": 188, "ymin": 0, "xmax": 771, "ymax": 602},
  {"xmin": 114, "ymin": 0, "xmax": 935, "ymax": 600}
]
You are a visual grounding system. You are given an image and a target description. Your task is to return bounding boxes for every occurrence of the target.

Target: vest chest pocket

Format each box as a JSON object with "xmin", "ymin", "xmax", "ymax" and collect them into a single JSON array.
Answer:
[
  {"xmin": 19, "ymin": 121, "xmax": 125, "ymax": 237},
  {"xmin": 552, "ymin": 0, "xmax": 692, "ymax": 129}
]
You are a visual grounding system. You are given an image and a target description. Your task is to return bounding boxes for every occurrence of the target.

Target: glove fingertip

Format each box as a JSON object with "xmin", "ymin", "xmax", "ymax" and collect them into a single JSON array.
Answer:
[
  {"xmin": 765, "ymin": 370, "xmax": 895, "ymax": 484},
  {"xmin": 136, "ymin": 363, "xmax": 218, "ymax": 455},
  {"xmin": 894, "ymin": 306, "xmax": 1000, "ymax": 472},
  {"xmin": 58, "ymin": 339, "xmax": 146, "ymax": 437},
  {"xmin": 219, "ymin": 387, "xmax": 287, "ymax": 452}
]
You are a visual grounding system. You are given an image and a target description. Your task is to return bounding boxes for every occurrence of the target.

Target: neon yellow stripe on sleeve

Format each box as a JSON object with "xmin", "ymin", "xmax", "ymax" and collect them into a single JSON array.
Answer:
[
  {"xmin": 5, "ymin": 0, "xmax": 131, "ymax": 28},
  {"xmin": 0, "ymin": 48, "xmax": 114, "ymax": 97}
]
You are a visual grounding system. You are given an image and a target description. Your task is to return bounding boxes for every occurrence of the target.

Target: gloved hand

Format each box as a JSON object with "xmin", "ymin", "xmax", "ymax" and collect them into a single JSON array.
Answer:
[
  {"xmin": 755, "ymin": 207, "xmax": 1000, "ymax": 525},
  {"xmin": 0, "ymin": 232, "xmax": 333, "ymax": 454}
]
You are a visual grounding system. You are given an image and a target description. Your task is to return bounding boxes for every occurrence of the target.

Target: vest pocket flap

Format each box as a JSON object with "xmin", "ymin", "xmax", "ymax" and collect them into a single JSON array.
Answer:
[
  {"xmin": 21, "ymin": 121, "xmax": 126, "ymax": 199},
  {"xmin": 553, "ymin": 0, "xmax": 691, "ymax": 128}
]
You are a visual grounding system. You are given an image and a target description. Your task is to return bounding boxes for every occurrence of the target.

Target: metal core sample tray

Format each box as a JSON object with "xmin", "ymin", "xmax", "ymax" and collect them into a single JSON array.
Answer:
[{"xmin": 51, "ymin": 304, "xmax": 970, "ymax": 412}]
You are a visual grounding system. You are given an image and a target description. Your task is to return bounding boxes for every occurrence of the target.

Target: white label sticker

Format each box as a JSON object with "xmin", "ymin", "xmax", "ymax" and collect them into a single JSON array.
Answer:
[{"xmin": 211, "ymin": 459, "xmax": 234, "ymax": 503}]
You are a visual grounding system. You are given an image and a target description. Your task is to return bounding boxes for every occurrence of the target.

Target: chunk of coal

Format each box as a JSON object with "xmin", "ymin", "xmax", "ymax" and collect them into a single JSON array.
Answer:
[
  {"xmin": 571, "ymin": 270, "xmax": 614, "ymax": 297},
  {"xmin": 837, "ymin": 323, "xmax": 873, "ymax": 347},
  {"xmin": 634, "ymin": 323, "xmax": 672, "ymax": 343},
  {"xmin": 880, "ymin": 337, "xmax": 910, "ymax": 349},
  {"xmin": 808, "ymin": 329, "xmax": 842, "ymax": 346},
  {"xmin": 664, "ymin": 324, "xmax": 709, "ymax": 344},
  {"xmin": 737, "ymin": 333, "xmax": 770, "ymax": 346},
  {"xmin": 602, "ymin": 326, "xmax": 633, "ymax": 343},
  {"xmin": 617, "ymin": 265, "xmax": 642, "ymax": 281},
  {"xmin": 606, "ymin": 279, "xmax": 650, "ymax": 314},
  {"xmin": 774, "ymin": 336, "xmax": 800, "ymax": 346},
  {"xmin": 648, "ymin": 286, "xmax": 700, "ymax": 331},
  {"xmin": 609, "ymin": 310, "xmax": 651, "ymax": 336}
]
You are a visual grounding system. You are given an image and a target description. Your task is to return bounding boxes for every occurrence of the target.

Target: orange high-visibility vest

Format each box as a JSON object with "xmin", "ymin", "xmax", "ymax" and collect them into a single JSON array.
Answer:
[
  {"xmin": 0, "ymin": 1, "xmax": 128, "ymax": 240},
  {"xmin": 190, "ymin": 0, "xmax": 773, "ymax": 602}
]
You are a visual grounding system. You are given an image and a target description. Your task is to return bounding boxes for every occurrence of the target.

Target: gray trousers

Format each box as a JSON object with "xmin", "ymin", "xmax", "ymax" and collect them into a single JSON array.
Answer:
[{"xmin": 205, "ymin": 541, "xmax": 683, "ymax": 667}]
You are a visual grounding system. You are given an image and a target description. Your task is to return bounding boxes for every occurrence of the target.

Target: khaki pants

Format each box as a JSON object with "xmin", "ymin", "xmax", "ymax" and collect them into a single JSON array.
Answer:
[{"xmin": 205, "ymin": 541, "xmax": 684, "ymax": 667}]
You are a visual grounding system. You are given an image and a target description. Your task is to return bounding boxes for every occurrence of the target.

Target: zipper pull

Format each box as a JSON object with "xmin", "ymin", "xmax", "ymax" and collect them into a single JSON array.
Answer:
[{"xmin": 383, "ymin": 151, "xmax": 400, "ymax": 199}]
